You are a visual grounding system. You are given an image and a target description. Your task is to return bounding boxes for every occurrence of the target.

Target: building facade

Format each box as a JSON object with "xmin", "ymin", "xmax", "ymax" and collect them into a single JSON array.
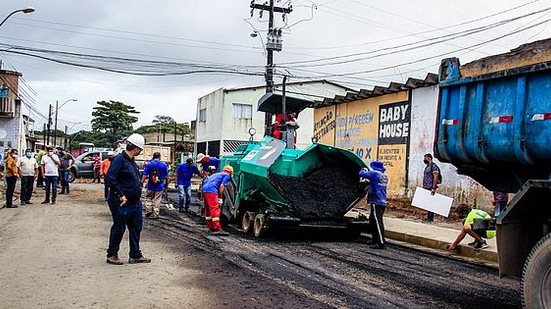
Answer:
[
  {"xmin": 0, "ymin": 69, "xmax": 25, "ymax": 156},
  {"xmin": 195, "ymin": 80, "xmax": 353, "ymax": 157},
  {"xmin": 312, "ymin": 74, "xmax": 491, "ymax": 207}
]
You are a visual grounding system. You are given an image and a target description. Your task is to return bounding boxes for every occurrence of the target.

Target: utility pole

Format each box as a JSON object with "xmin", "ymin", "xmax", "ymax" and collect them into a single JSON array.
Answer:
[
  {"xmin": 250, "ymin": 0, "xmax": 292, "ymax": 135},
  {"xmin": 64, "ymin": 125, "xmax": 68, "ymax": 149},
  {"xmin": 54, "ymin": 100, "xmax": 58, "ymax": 146},
  {"xmin": 42, "ymin": 123, "xmax": 46, "ymax": 145},
  {"xmin": 47, "ymin": 104, "xmax": 52, "ymax": 146}
]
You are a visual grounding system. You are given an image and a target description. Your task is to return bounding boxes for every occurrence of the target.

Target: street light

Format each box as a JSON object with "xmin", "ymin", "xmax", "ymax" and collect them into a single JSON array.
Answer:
[
  {"xmin": 0, "ymin": 7, "xmax": 35, "ymax": 29},
  {"xmin": 54, "ymin": 98, "xmax": 78, "ymax": 146}
]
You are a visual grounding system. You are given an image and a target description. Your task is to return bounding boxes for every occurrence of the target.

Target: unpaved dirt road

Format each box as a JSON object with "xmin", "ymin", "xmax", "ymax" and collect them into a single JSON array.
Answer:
[{"xmin": 0, "ymin": 183, "xmax": 521, "ymax": 308}]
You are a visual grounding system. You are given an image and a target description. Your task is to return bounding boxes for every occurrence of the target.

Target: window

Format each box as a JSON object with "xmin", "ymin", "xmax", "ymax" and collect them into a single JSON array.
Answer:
[
  {"xmin": 199, "ymin": 108, "xmax": 207, "ymax": 123},
  {"xmin": 233, "ymin": 103, "xmax": 252, "ymax": 119}
]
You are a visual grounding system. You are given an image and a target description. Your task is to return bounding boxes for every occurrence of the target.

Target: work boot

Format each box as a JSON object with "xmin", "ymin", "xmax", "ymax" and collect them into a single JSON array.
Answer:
[
  {"xmin": 6, "ymin": 205, "xmax": 18, "ymax": 208},
  {"xmin": 51, "ymin": 199, "xmax": 57, "ymax": 205},
  {"xmin": 211, "ymin": 230, "xmax": 229, "ymax": 236},
  {"xmin": 26, "ymin": 201, "xmax": 33, "ymax": 205},
  {"xmin": 21, "ymin": 201, "xmax": 26, "ymax": 205},
  {"xmin": 467, "ymin": 241, "xmax": 477, "ymax": 247},
  {"xmin": 41, "ymin": 200, "xmax": 49, "ymax": 204},
  {"xmin": 106, "ymin": 255, "xmax": 124, "ymax": 265},
  {"xmin": 128, "ymin": 256, "xmax": 151, "ymax": 264},
  {"xmin": 178, "ymin": 207, "xmax": 184, "ymax": 213}
]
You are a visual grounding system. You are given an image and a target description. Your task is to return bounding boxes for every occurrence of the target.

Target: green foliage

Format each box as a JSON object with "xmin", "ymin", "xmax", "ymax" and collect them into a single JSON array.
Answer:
[
  {"xmin": 68, "ymin": 130, "xmax": 112, "ymax": 149},
  {"xmin": 91, "ymin": 100, "xmax": 140, "ymax": 143}
]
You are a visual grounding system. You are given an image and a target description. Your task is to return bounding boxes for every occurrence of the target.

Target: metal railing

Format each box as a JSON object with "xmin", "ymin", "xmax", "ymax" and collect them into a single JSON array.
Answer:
[{"xmin": 0, "ymin": 97, "xmax": 15, "ymax": 117}]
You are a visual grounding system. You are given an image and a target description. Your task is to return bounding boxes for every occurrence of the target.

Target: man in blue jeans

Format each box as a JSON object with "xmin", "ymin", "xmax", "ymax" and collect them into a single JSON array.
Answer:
[
  {"xmin": 41, "ymin": 146, "xmax": 60, "ymax": 205},
  {"xmin": 105, "ymin": 133, "xmax": 151, "ymax": 265},
  {"xmin": 57, "ymin": 147, "xmax": 74, "ymax": 195},
  {"xmin": 175, "ymin": 158, "xmax": 201, "ymax": 212}
]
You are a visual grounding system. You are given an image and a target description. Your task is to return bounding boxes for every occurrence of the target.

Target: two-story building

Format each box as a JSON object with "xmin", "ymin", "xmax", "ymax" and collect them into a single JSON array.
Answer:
[
  {"xmin": 0, "ymin": 69, "xmax": 25, "ymax": 156},
  {"xmin": 195, "ymin": 80, "xmax": 354, "ymax": 156}
]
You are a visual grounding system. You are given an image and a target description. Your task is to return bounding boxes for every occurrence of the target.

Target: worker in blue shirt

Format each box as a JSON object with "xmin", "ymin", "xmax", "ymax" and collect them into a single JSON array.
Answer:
[
  {"xmin": 359, "ymin": 161, "xmax": 389, "ymax": 249},
  {"xmin": 202, "ymin": 165, "xmax": 233, "ymax": 236},
  {"xmin": 141, "ymin": 152, "xmax": 170, "ymax": 219},
  {"xmin": 176, "ymin": 158, "xmax": 201, "ymax": 213},
  {"xmin": 105, "ymin": 133, "xmax": 151, "ymax": 265},
  {"xmin": 196, "ymin": 153, "xmax": 220, "ymax": 177}
]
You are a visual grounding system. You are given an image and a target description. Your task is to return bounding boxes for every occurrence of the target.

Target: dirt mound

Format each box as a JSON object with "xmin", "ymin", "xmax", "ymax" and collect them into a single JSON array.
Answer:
[{"xmin": 270, "ymin": 166, "xmax": 366, "ymax": 221}]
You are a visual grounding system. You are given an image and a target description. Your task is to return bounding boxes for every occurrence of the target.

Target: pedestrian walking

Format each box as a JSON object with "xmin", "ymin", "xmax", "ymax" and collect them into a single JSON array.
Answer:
[
  {"xmin": 57, "ymin": 147, "xmax": 74, "ymax": 195},
  {"xmin": 422, "ymin": 153, "xmax": 441, "ymax": 223},
  {"xmin": 175, "ymin": 158, "xmax": 200, "ymax": 212},
  {"xmin": 100, "ymin": 151, "xmax": 115, "ymax": 201},
  {"xmin": 141, "ymin": 152, "xmax": 169, "ymax": 219},
  {"xmin": 105, "ymin": 133, "xmax": 151, "ymax": 265},
  {"xmin": 359, "ymin": 161, "xmax": 389, "ymax": 249},
  {"xmin": 17, "ymin": 149, "xmax": 38, "ymax": 205},
  {"xmin": 4, "ymin": 149, "xmax": 20, "ymax": 208},
  {"xmin": 493, "ymin": 191, "xmax": 508, "ymax": 217},
  {"xmin": 35, "ymin": 146, "xmax": 46, "ymax": 188},
  {"xmin": 92, "ymin": 153, "xmax": 101, "ymax": 183},
  {"xmin": 41, "ymin": 146, "xmax": 60, "ymax": 205},
  {"xmin": 201, "ymin": 165, "xmax": 233, "ymax": 236},
  {"xmin": 447, "ymin": 209, "xmax": 494, "ymax": 252}
]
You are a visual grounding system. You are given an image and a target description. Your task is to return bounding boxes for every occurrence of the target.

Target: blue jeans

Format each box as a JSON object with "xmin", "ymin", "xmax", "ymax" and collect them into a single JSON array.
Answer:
[
  {"xmin": 107, "ymin": 196, "xmax": 144, "ymax": 259},
  {"xmin": 178, "ymin": 185, "xmax": 192, "ymax": 209},
  {"xmin": 44, "ymin": 176, "xmax": 58, "ymax": 202},
  {"xmin": 59, "ymin": 170, "xmax": 69, "ymax": 193}
]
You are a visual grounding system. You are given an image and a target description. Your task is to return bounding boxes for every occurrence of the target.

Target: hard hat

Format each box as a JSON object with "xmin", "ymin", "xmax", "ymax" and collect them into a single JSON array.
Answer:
[
  {"xmin": 223, "ymin": 165, "xmax": 234, "ymax": 176},
  {"xmin": 196, "ymin": 153, "xmax": 205, "ymax": 162},
  {"xmin": 107, "ymin": 151, "xmax": 115, "ymax": 156},
  {"xmin": 126, "ymin": 133, "xmax": 145, "ymax": 150},
  {"xmin": 186, "ymin": 158, "xmax": 194, "ymax": 164}
]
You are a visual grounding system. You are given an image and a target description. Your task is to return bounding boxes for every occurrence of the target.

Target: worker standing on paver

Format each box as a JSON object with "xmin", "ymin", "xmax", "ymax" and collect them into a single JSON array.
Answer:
[
  {"xmin": 359, "ymin": 161, "xmax": 388, "ymax": 249},
  {"xmin": 105, "ymin": 133, "xmax": 151, "ymax": 265},
  {"xmin": 100, "ymin": 151, "xmax": 115, "ymax": 201},
  {"xmin": 4, "ymin": 149, "xmax": 20, "ymax": 209},
  {"xmin": 141, "ymin": 152, "xmax": 169, "ymax": 219},
  {"xmin": 17, "ymin": 149, "xmax": 39, "ymax": 205},
  {"xmin": 422, "ymin": 153, "xmax": 441, "ymax": 223},
  {"xmin": 175, "ymin": 158, "xmax": 200, "ymax": 213},
  {"xmin": 201, "ymin": 165, "xmax": 233, "ymax": 236},
  {"xmin": 447, "ymin": 209, "xmax": 493, "ymax": 252}
]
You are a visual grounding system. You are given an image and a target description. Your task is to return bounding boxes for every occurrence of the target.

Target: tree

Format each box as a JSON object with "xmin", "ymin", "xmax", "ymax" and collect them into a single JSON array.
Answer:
[{"xmin": 91, "ymin": 100, "xmax": 140, "ymax": 143}]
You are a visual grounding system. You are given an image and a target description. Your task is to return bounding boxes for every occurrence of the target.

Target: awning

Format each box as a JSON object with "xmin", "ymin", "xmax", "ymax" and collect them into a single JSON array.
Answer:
[{"xmin": 257, "ymin": 92, "xmax": 314, "ymax": 115}]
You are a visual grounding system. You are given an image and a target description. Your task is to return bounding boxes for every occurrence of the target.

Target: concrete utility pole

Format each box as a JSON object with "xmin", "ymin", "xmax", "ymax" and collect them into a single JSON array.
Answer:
[
  {"xmin": 54, "ymin": 100, "xmax": 58, "ymax": 146},
  {"xmin": 47, "ymin": 104, "xmax": 52, "ymax": 146},
  {"xmin": 250, "ymin": 0, "xmax": 292, "ymax": 135}
]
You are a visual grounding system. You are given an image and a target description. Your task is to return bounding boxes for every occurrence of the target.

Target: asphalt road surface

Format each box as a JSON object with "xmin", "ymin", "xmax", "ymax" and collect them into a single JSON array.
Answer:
[{"xmin": 162, "ymin": 191, "xmax": 521, "ymax": 309}]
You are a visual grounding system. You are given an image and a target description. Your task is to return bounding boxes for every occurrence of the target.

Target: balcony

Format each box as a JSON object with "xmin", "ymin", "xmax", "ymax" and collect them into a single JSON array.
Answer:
[{"xmin": 0, "ymin": 97, "xmax": 15, "ymax": 118}]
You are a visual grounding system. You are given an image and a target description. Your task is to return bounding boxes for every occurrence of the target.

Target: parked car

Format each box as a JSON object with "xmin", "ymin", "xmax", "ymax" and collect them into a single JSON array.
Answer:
[{"xmin": 69, "ymin": 150, "xmax": 110, "ymax": 182}]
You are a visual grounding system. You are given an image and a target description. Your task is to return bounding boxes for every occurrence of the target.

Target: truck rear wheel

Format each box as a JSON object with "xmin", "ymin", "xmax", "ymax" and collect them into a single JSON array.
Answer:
[
  {"xmin": 242, "ymin": 212, "xmax": 256, "ymax": 233},
  {"xmin": 522, "ymin": 232, "xmax": 551, "ymax": 309},
  {"xmin": 253, "ymin": 214, "xmax": 266, "ymax": 238}
]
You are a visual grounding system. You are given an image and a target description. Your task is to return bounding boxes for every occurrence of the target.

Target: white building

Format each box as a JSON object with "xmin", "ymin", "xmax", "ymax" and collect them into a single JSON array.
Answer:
[
  {"xmin": 0, "ymin": 69, "xmax": 26, "ymax": 156},
  {"xmin": 195, "ymin": 80, "xmax": 353, "ymax": 156}
]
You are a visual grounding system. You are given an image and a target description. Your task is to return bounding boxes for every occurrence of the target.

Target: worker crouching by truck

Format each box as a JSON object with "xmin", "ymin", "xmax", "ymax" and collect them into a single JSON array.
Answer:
[
  {"xmin": 359, "ymin": 161, "xmax": 388, "ymax": 249},
  {"xmin": 201, "ymin": 165, "xmax": 233, "ymax": 236}
]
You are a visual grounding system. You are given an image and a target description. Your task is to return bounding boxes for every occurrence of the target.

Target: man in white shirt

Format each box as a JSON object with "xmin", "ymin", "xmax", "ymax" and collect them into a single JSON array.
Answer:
[
  {"xmin": 17, "ymin": 149, "xmax": 39, "ymax": 205},
  {"xmin": 41, "ymin": 146, "xmax": 60, "ymax": 205}
]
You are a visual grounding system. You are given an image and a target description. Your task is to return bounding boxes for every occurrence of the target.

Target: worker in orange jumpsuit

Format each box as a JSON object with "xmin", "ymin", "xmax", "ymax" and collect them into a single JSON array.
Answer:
[
  {"xmin": 100, "ymin": 151, "xmax": 115, "ymax": 201},
  {"xmin": 201, "ymin": 165, "xmax": 233, "ymax": 236}
]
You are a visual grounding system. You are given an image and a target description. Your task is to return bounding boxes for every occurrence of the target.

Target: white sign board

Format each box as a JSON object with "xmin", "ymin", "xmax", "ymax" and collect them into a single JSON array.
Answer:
[{"xmin": 411, "ymin": 187, "xmax": 454, "ymax": 217}]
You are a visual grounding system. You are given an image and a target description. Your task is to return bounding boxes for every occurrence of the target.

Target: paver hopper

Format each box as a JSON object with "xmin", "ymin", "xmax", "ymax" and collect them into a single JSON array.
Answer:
[{"xmin": 220, "ymin": 136, "xmax": 369, "ymax": 237}]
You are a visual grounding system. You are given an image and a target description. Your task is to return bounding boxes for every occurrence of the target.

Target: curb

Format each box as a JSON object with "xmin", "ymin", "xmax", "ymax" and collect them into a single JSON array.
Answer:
[{"xmin": 384, "ymin": 229, "xmax": 498, "ymax": 264}]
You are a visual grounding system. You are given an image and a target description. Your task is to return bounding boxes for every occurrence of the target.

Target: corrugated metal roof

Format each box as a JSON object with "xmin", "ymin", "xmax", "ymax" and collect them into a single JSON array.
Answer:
[{"xmin": 311, "ymin": 73, "xmax": 438, "ymax": 108}]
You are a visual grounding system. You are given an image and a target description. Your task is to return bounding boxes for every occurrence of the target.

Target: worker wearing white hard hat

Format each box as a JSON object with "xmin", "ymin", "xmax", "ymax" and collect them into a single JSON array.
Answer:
[{"xmin": 104, "ymin": 133, "xmax": 151, "ymax": 265}]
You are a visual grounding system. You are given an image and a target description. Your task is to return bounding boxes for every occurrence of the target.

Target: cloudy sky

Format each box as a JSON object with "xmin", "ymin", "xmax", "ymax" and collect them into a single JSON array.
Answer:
[{"xmin": 1, "ymin": 0, "xmax": 550, "ymax": 133}]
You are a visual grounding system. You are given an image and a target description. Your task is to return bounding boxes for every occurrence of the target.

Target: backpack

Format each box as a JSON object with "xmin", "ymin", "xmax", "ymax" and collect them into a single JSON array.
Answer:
[
  {"xmin": 432, "ymin": 163, "xmax": 442, "ymax": 184},
  {"xmin": 149, "ymin": 165, "xmax": 160, "ymax": 184}
]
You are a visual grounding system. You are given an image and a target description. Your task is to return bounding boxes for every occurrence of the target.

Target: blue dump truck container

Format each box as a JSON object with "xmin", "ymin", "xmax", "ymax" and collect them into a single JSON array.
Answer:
[{"xmin": 437, "ymin": 40, "xmax": 551, "ymax": 308}]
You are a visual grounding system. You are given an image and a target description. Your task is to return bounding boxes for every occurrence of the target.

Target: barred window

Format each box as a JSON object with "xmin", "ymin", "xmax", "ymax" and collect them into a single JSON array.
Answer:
[
  {"xmin": 199, "ymin": 108, "xmax": 207, "ymax": 123},
  {"xmin": 233, "ymin": 103, "xmax": 252, "ymax": 119}
]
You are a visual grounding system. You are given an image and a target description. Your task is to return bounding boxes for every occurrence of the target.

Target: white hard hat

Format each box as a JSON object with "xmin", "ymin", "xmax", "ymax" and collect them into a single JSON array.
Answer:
[
  {"xmin": 196, "ymin": 153, "xmax": 205, "ymax": 162},
  {"xmin": 126, "ymin": 133, "xmax": 145, "ymax": 150}
]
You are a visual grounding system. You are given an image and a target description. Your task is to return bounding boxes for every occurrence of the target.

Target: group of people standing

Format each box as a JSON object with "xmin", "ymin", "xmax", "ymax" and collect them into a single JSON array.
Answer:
[{"xmin": 3, "ymin": 146, "xmax": 75, "ymax": 208}]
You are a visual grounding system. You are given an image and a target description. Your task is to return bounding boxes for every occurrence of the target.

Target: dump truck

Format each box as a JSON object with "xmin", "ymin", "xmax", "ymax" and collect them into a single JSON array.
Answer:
[
  {"xmin": 219, "ymin": 90, "xmax": 369, "ymax": 237},
  {"xmin": 436, "ymin": 39, "xmax": 551, "ymax": 308}
]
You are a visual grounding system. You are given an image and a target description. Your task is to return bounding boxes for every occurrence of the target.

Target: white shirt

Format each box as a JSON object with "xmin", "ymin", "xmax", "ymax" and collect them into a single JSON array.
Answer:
[
  {"xmin": 42, "ymin": 154, "xmax": 60, "ymax": 177},
  {"xmin": 17, "ymin": 157, "xmax": 38, "ymax": 176}
]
